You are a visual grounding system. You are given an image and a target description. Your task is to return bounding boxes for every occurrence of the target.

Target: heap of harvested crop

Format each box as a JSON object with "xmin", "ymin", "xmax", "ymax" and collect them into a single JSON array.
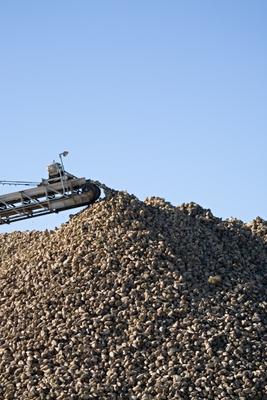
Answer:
[{"xmin": 0, "ymin": 192, "xmax": 266, "ymax": 400}]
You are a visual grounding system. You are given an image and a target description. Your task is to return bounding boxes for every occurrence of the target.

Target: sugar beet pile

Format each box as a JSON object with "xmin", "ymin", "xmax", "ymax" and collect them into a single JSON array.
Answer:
[{"xmin": 0, "ymin": 192, "xmax": 266, "ymax": 400}]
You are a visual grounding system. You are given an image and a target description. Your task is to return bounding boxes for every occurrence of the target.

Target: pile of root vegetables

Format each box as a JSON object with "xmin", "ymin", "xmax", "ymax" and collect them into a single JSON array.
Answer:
[{"xmin": 0, "ymin": 192, "xmax": 266, "ymax": 399}]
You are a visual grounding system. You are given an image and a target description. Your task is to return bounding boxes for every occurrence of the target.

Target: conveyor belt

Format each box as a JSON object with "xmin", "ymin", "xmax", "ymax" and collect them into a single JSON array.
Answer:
[{"xmin": 0, "ymin": 179, "xmax": 101, "ymax": 225}]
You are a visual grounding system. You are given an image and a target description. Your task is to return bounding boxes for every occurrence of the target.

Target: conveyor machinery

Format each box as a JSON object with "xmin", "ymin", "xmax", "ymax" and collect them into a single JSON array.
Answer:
[{"xmin": 0, "ymin": 152, "xmax": 101, "ymax": 225}]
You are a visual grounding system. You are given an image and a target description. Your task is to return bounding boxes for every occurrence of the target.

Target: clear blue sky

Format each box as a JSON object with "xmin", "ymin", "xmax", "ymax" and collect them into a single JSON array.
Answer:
[{"xmin": 0, "ymin": 1, "xmax": 266, "ymax": 232}]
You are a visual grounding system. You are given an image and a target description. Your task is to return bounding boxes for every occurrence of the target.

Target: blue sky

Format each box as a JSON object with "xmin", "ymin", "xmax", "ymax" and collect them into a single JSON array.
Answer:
[{"xmin": 0, "ymin": 1, "xmax": 266, "ymax": 232}]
